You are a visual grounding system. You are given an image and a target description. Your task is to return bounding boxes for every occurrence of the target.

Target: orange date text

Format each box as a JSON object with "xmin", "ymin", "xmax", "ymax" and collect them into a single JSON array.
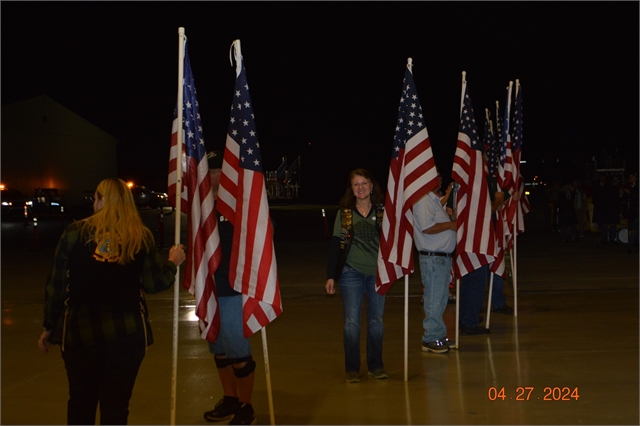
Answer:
[{"xmin": 487, "ymin": 386, "xmax": 580, "ymax": 401}]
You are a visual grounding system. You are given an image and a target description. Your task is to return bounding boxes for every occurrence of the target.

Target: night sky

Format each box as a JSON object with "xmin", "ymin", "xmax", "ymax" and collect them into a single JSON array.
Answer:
[{"xmin": 2, "ymin": 2, "xmax": 638, "ymax": 204}]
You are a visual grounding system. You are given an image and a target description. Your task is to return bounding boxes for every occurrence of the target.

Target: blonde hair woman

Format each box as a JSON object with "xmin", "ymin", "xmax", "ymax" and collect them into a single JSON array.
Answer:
[{"xmin": 38, "ymin": 178, "xmax": 185, "ymax": 425}]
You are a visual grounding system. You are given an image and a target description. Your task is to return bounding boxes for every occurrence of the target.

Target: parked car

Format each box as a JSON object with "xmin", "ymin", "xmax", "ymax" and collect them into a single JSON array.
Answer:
[
  {"xmin": 130, "ymin": 185, "xmax": 174, "ymax": 214},
  {"xmin": 1, "ymin": 187, "xmax": 29, "ymax": 219},
  {"xmin": 30, "ymin": 188, "xmax": 65, "ymax": 216}
]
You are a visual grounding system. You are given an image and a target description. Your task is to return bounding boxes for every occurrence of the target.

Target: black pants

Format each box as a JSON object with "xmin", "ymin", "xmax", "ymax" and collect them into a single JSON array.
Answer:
[{"xmin": 61, "ymin": 330, "xmax": 146, "ymax": 425}]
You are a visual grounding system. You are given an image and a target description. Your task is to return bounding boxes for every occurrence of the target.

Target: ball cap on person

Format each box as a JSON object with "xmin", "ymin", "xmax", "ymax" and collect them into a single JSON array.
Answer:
[{"xmin": 207, "ymin": 151, "xmax": 224, "ymax": 169}]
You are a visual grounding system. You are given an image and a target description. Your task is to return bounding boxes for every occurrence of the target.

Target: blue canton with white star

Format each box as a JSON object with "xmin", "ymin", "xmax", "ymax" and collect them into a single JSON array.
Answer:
[
  {"xmin": 227, "ymin": 65, "xmax": 263, "ymax": 173},
  {"xmin": 499, "ymin": 90, "xmax": 509, "ymax": 168},
  {"xmin": 392, "ymin": 68, "xmax": 426, "ymax": 159},
  {"xmin": 484, "ymin": 114, "xmax": 499, "ymax": 176},
  {"xmin": 181, "ymin": 44, "xmax": 207, "ymax": 164},
  {"xmin": 512, "ymin": 86, "xmax": 523, "ymax": 152},
  {"xmin": 460, "ymin": 86, "xmax": 482, "ymax": 153}
]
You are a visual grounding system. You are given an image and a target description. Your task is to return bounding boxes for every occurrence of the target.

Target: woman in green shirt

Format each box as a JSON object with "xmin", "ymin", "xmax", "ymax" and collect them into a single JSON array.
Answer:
[{"xmin": 325, "ymin": 169, "xmax": 387, "ymax": 383}]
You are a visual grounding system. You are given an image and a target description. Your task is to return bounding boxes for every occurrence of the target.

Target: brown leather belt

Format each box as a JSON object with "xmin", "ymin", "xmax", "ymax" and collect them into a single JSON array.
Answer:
[{"xmin": 419, "ymin": 251, "xmax": 453, "ymax": 258}]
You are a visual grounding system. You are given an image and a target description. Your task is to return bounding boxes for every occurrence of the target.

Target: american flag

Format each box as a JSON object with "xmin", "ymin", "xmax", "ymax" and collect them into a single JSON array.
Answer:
[
  {"xmin": 167, "ymin": 42, "xmax": 221, "ymax": 342},
  {"xmin": 486, "ymin": 117, "xmax": 500, "ymax": 179},
  {"xmin": 498, "ymin": 88, "xmax": 515, "ymax": 196},
  {"xmin": 483, "ymin": 112, "xmax": 506, "ymax": 278},
  {"xmin": 216, "ymin": 46, "xmax": 282, "ymax": 338},
  {"xmin": 504, "ymin": 82, "xmax": 530, "ymax": 243},
  {"xmin": 495, "ymin": 101, "xmax": 503, "ymax": 158},
  {"xmin": 510, "ymin": 83, "xmax": 530, "ymax": 224},
  {"xmin": 451, "ymin": 83, "xmax": 496, "ymax": 278},
  {"xmin": 484, "ymin": 111, "xmax": 499, "ymax": 177},
  {"xmin": 492, "ymin": 99, "xmax": 513, "ymax": 257},
  {"xmin": 376, "ymin": 63, "xmax": 439, "ymax": 295}
]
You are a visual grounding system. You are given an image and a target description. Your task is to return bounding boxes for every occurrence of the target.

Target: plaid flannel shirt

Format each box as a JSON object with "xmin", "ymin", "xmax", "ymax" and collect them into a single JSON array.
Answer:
[{"xmin": 43, "ymin": 222, "xmax": 177, "ymax": 348}]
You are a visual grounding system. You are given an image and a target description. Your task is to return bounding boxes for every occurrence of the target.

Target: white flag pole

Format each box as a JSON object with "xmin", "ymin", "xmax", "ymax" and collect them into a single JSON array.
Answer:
[
  {"xmin": 454, "ymin": 278, "xmax": 460, "ymax": 347},
  {"xmin": 231, "ymin": 39, "xmax": 276, "ymax": 425},
  {"xmin": 170, "ymin": 27, "xmax": 186, "ymax": 426},
  {"xmin": 484, "ymin": 107, "xmax": 494, "ymax": 330},
  {"xmin": 403, "ymin": 57, "xmax": 413, "ymax": 383},
  {"xmin": 508, "ymin": 80, "xmax": 518, "ymax": 317},
  {"xmin": 404, "ymin": 274, "xmax": 409, "ymax": 382},
  {"xmin": 459, "ymin": 71, "xmax": 467, "ymax": 117},
  {"xmin": 486, "ymin": 273, "xmax": 494, "ymax": 329},
  {"xmin": 260, "ymin": 327, "xmax": 276, "ymax": 426},
  {"xmin": 454, "ymin": 71, "xmax": 466, "ymax": 349},
  {"xmin": 513, "ymin": 236, "xmax": 518, "ymax": 317}
]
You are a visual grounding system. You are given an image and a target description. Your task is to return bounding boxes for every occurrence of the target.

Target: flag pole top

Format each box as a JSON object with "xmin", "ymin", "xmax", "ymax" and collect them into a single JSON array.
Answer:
[
  {"xmin": 178, "ymin": 27, "xmax": 185, "ymax": 35},
  {"xmin": 230, "ymin": 39, "xmax": 243, "ymax": 76},
  {"xmin": 407, "ymin": 57, "xmax": 413, "ymax": 71},
  {"xmin": 462, "ymin": 70, "xmax": 466, "ymax": 84}
]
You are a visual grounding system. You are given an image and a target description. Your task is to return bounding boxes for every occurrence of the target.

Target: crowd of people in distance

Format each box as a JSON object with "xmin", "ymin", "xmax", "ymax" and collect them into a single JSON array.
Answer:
[{"xmin": 551, "ymin": 173, "xmax": 639, "ymax": 253}]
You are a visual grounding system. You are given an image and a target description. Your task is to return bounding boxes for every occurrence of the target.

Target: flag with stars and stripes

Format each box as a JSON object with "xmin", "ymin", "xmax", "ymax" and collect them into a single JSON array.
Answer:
[
  {"xmin": 506, "ymin": 82, "xmax": 530, "ymax": 235},
  {"xmin": 216, "ymin": 45, "xmax": 282, "ymax": 337},
  {"xmin": 483, "ymin": 111, "xmax": 506, "ymax": 278},
  {"xmin": 167, "ymin": 42, "xmax": 221, "ymax": 342},
  {"xmin": 485, "ymin": 114, "xmax": 500, "ymax": 179},
  {"xmin": 451, "ymin": 82, "xmax": 497, "ymax": 278},
  {"xmin": 376, "ymin": 62, "xmax": 439, "ymax": 295},
  {"xmin": 497, "ymin": 89, "xmax": 515, "ymax": 197}
]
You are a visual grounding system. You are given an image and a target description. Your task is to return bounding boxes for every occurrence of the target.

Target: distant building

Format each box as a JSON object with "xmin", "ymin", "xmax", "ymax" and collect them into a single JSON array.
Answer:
[{"xmin": 1, "ymin": 95, "xmax": 118, "ymax": 205}]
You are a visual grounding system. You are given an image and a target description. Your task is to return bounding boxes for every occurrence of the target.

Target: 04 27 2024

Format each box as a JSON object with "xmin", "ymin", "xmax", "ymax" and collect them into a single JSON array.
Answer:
[{"xmin": 488, "ymin": 386, "xmax": 580, "ymax": 401}]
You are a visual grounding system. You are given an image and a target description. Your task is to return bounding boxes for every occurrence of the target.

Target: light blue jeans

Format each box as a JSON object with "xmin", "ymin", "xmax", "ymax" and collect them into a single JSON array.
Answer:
[
  {"xmin": 208, "ymin": 295, "xmax": 252, "ymax": 360},
  {"xmin": 419, "ymin": 255, "xmax": 451, "ymax": 343},
  {"xmin": 339, "ymin": 265, "xmax": 385, "ymax": 374}
]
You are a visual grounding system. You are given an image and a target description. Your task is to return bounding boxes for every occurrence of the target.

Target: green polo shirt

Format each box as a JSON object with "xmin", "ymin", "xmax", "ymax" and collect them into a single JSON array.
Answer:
[{"xmin": 332, "ymin": 208, "xmax": 379, "ymax": 276}]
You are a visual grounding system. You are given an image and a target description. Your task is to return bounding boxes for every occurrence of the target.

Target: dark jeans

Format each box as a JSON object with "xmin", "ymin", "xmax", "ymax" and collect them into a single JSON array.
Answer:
[
  {"xmin": 629, "ymin": 219, "xmax": 639, "ymax": 248},
  {"xmin": 62, "ymin": 330, "xmax": 146, "ymax": 425},
  {"xmin": 598, "ymin": 223, "xmax": 617, "ymax": 242},
  {"xmin": 491, "ymin": 274, "xmax": 507, "ymax": 309},
  {"xmin": 460, "ymin": 265, "xmax": 488, "ymax": 328}
]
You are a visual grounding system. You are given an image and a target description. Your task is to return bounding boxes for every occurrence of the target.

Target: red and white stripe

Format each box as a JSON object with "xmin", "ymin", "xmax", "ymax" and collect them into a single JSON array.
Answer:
[
  {"xmin": 376, "ymin": 127, "xmax": 438, "ymax": 294},
  {"xmin": 168, "ymin": 118, "xmax": 188, "ymax": 212},
  {"xmin": 452, "ymin": 130, "xmax": 497, "ymax": 278},
  {"xmin": 168, "ymin": 121, "xmax": 221, "ymax": 343},
  {"xmin": 217, "ymin": 135, "xmax": 282, "ymax": 338}
]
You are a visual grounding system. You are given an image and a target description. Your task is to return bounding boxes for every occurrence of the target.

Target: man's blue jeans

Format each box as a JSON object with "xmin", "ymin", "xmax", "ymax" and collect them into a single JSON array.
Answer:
[
  {"xmin": 460, "ymin": 265, "xmax": 488, "ymax": 328},
  {"xmin": 419, "ymin": 255, "xmax": 451, "ymax": 343},
  {"xmin": 339, "ymin": 265, "xmax": 385, "ymax": 374},
  {"xmin": 491, "ymin": 274, "xmax": 507, "ymax": 309}
]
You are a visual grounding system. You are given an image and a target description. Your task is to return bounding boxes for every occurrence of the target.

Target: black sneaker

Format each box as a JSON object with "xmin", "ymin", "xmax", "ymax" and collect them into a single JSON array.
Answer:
[
  {"xmin": 368, "ymin": 368, "xmax": 389, "ymax": 379},
  {"xmin": 204, "ymin": 396, "xmax": 240, "ymax": 422},
  {"xmin": 229, "ymin": 403, "xmax": 256, "ymax": 425},
  {"xmin": 422, "ymin": 340, "xmax": 450, "ymax": 353},
  {"xmin": 460, "ymin": 325, "xmax": 490, "ymax": 336},
  {"xmin": 441, "ymin": 336, "xmax": 456, "ymax": 348},
  {"xmin": 493, "ymin": 305, "xmax": 514, "ymax": 315}
]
